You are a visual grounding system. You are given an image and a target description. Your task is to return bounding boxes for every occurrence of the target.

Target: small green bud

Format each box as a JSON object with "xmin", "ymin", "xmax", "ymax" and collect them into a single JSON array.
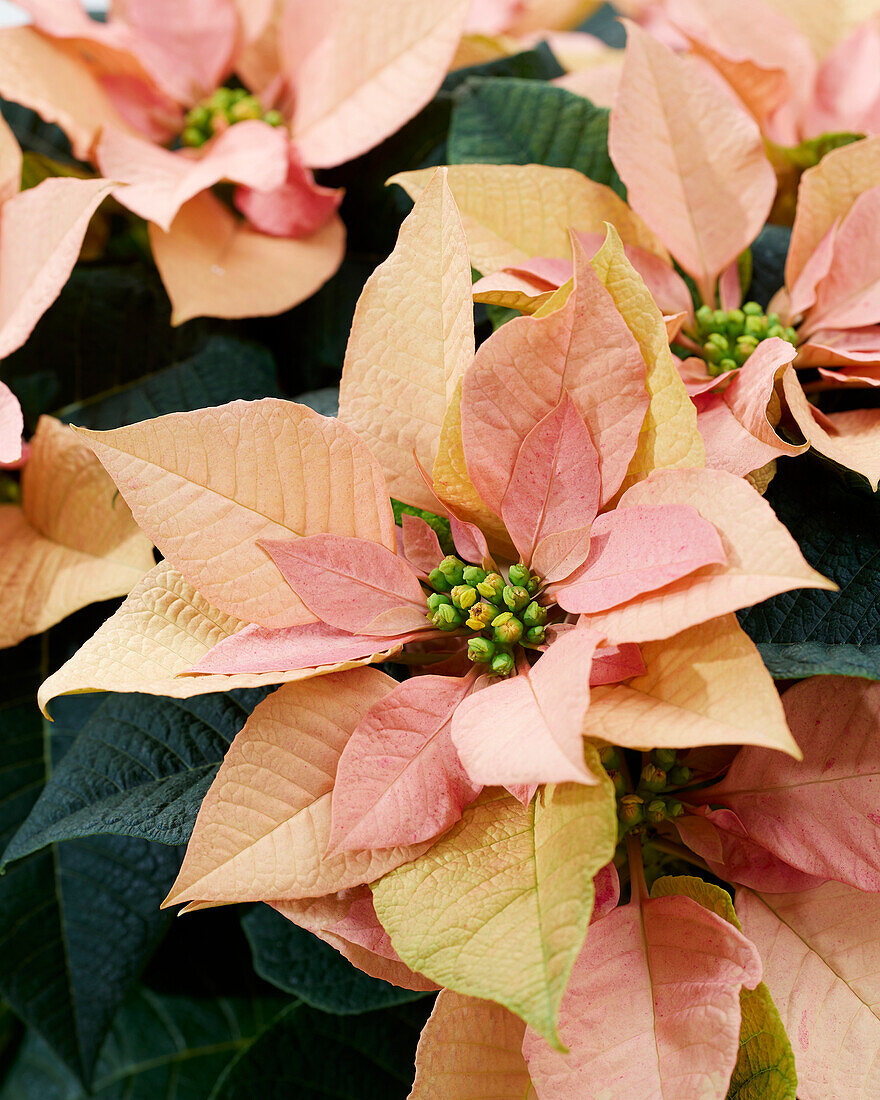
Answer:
[
  {"xmin": 744, "ymin": 314, "xmax": 766, "ymax": 337},
  {"xmin": 766, "ymin": 313, "xmax": 780, "ymax": 326},
  {"xmin": 667, "ymin": 764, "xmax": 693, "ymax": 787},
  {"xmin": 524, "ymin": 625, "xmax": 545, "ymax": 645},
  {"xmin": 712, "ymin": 309, "xmax": 727, "ymax": 328},
  {"xmin": 492, "ymin": 612, "xmax": 523, "ymax": 645},
  {"xmin": 695, "ymin": 304, "xmax": 714, "ymax": 329},
  {"xmin": 428, "ymin": 568, "xmax": 452, "ymax": 593},
  {"xmin": 639, "ymin": 763, "xmax": 667, "ymax": 793},
  {"xmin": 726, "ymin": 308, "xmax": 745, "ymax": 330},
  {"xmin": 432, "ymin": 603, "xmax": 462, "ymax": 631},
  {"xmin": 181, "ymin": 127, "xmax": 206, "ymax": 148},
  {"xmin": 426, "ymin": 592, "xmax": 451, "ymax": 611},
  {"xmin": 599, "ymin": 746, "xmax": 621, "ymax": 770},
  {"xmin": 718, "ymin": 357, "xmax": 738, "ymax": 374},
  {"xmin": 467, "ymin": 600, "xmax": 496, "ymax": 628},
  {"xmin": 187, "ymin": 105, "xmax": 210, "ymax": 128},
  {"xmin": 609, "ymin": 769, "xmax": 627, "ymax": 797},
  {"xmin": 526, "ymin": 575, "xmax": 541, "ymax": 595},
  {"xmin": 646, "ymin": 798, "xmax": 667, "ymax": 825},
  {"xmin": 212, "ymin": 87, "xmax": 235, "ymax": 109},
  {"xmin": 742, "ymin": 301, "xmax": 763, "ymax": 316},
  {"xmin": 230, "ymin": 95, "xmax": 263, "ymax": 121},
  {"xmin": 263, "ymin": 109, "xmax": 284, "ymax": 127},
  {"xmin": 707, "ymin": 333, "xmax": 729, "ymax": 353},
  {"xmin": 666, "ymin": 798, "xmax": 684, "ymax": 818},
  {"xmin": 618, "ymin": 794, "xmax": 644, "ymax": 829},
  {"xmin": 229, "ymin": 87, "xmax": 249, "ymax": 104},
  {"xmin": 736, "ymin": 335, "xmax": 759, "ymax": 353},
  {"xmin": 462, "ymin": 565, "xmax": 487, "ymax": 586},
  {"xmin": 439, "ymin": 555, "xmax": 466, "ymax": 586},
  {"xmin": 468, "ymin": 637, "xmax": 495, "ymax": 664},
  {"xmin": 476, "ymin": 573, "xmax": 505, "ymax": 602},
  {"xmin": 491, "ymin": 650, "xmax": 515, "ymax": 676},
  {"xmin": 703, "ymin": 341, "xmax": 723, "ymax": 366},
  {"xmin": 522, "ymin": 601, "xmax": 548, "ymax": 628},
  {"xmin": 502, "ymin": 584, "xmax": 530, "ymax": 612},
  {"xmin": 507, "ymin": 563, "xmax": 531, "ymax": 587},
  {"xmin": 651, "ymin": 748, "xmax": 677, "ymax": 769},
  {"xmin": 450, "ymin": 584, "xmax": 478, "ymax": 611}
]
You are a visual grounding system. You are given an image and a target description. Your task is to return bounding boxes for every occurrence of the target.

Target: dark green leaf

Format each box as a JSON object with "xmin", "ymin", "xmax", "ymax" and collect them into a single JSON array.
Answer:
[
  {"xmin": 1, "ymin": 264, "xmax": 208, "ymax": 426},
  {"xmin": 56, "ymin": 336, "xmax": 281, "ymax": 429},
  {"xmin": 739, "ymin": 455, "xmax": 880, "ymax": 679},
  {"xmin": 1, "ymin": 101, "xmax": 75, "ymax": 163},
  {"xmin": 448, "ymin": 78, "xmax": 623, "ymax": 194},
  {"xmin": 440, "ymin": 42, "xmax": 563, "ymax": 93},
  {"xmin": 0, "ymin": 991, "xmax": 288, "ymax": 1100},
  {"xmin": 746, "ymin": 225, "xmax": 791, "ymax": 309},
  {"xmin": 19, "ymin": 153, "xmax": 92, "ymax": 190},
  {"xmin": 242, "ymin": 905, "xmax": 427, "ymax": 1015},
  {"xmin": 0, "ymin": 673, "xmax": 182, "ymax": 1083},
  {"xmin": 212, "ymin": 1000, "xmax": 431, "ymax": 1099},
  {"xmin": 3, "ymin": 689, "xmax": 272, "ymax": 864}
]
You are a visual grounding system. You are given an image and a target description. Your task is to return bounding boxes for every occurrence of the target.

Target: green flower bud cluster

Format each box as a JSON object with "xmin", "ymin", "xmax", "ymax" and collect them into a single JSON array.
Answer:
[
  {"xmin": 181, "ymin": 87, "xmax": 284, "ymax": 148},
  {"xmin": 687, "ymin": 302, "xmax": 798, "ymax": 378},
  {"xmin": 608, "ymin": 747, "xmax": 692, "ymax": 836},
  {"xmin": 425, "ymin": 556, "xmax": 546, "ymax": 677}
]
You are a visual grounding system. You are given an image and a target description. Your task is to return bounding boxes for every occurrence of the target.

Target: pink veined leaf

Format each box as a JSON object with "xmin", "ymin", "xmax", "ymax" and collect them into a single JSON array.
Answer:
[
  {"xmin": 100, "ymin": 73, "xmax": 182, "ymax": 143},
  {"xmin": 234, "ymin": 145, "xmax": 343, "ymax": 238},
  {"xmin": 523, "ymin": 893, "xmax": 762, "ymax": 1098},
  {"xmin": 501, "ymin": 392, "xmax": 600, "ymax": 579},
  {"xmin": 718, "ymin": 260, "xmax": 742, "ymax": 310},
  {"xmin": 788, "ymin": 221, "xmax": 840, "ymax": 319},
  {"xmin": 798, "ymin": 326, "xmax": 880, "ymax": 371},
  {"xmin": 695, "ymin": 676, "xmax": 880, "ymax": 891},
  {"xmin": 589, "ymin": 641, "xmax": 646, "ymax": 685},
  {"xmin": 288, "ymin": 0, "xmax": 471, "ymax": 168},
  {"xmin": 678, "ymin": 805, "xmax": 826, "ymax": 893},
  {"xmin": 328, "ymin": 674, "xmax": 480, "ymax": 853},
  {"xmin": 609, "ymin": 21, "xmax": 776, "ymax": 303},
  {"xmin": 0, "ymin": 382, "xmax": 23, "ymax": 466},
  {"xmin": 262, "ymin": 532, "xmax": 429, "ymax": 636},
  {"xmin": 461, "ymin": 233, "xmax": 648, "ymax": 516},
  {"xmin": 96, "ymin": 120, "xmax": 290, "ymax": 231},
  {"xmin": 592, "ymin": 861, "xmax": 620, "ymax": 922},
  {"xmin": 808, "ymin": 20, "xmax": 880, "ymax": 137},
  {"xmin": 450, "ymin": 628, "xmax": 602, "ymax": 787},
  {"xmin": 0, "ymin": 176, "xmax": 115, "ymax": 361},
  {"xmin": 111, "ymin": 0, "xmax": 240, "ymax": 104},
  {"xmin": 506, "ymin": 782, "xmax": 537, "ymax": 806},
  {"xmin": 802, "ymin": 183, "xmax": 880, "ymax": 336},
  {"xmin": 574, "ymin": 230, "xmax": 694, "ymax": 317},
  {"xmin": 400, "ymin": 513, "xmax": 443, "ymax": 577},
  {"xmin": 555, "ymin": 504, "xmax": 727, "ymax": 614},
  {"xmin": 722, "ymin": 338, "xmax": 805, "ymax": 455},
  {"xmin": 185, "ymin": 620, "xmax": 431, "ymax": 676},
  {"xmin": 737, "ymin": 881, "xmax": 880, "ymax": 1100},
  {"xmin": 412, "ymin": 452, "xmax": 494, "ymax": 568},
  {"xmin": 695, "ymin": 390, "xmax": 806, "ymax": 478}
]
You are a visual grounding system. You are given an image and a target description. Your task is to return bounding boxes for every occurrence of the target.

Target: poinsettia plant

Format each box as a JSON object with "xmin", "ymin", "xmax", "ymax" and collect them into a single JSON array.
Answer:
[{"xmin": 0, "ymin": 1, "xmax": 880, "ymax": 1098}]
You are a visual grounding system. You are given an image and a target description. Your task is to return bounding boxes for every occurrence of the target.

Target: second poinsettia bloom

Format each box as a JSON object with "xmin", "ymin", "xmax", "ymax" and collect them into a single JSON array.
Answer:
[{"xmin": 0, "ymin": 0, "xmax": 470, "ymax": 321}]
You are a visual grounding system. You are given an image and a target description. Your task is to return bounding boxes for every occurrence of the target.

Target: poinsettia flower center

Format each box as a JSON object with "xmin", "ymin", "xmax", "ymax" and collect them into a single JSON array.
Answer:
[
  {"xmin": 604, "ymin": 746, "xmax": 693, "ymax": 837},
  {"xmin": 180, "ymin": 86, "xmax": 285, "ymax": 148},
  {"xmin": 685, "ymin": 301, "xmax": 798, "ymax": 377},
  {"xmin": 424, "ymin": 555, "xmax": 552, "ymax": 678}
]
